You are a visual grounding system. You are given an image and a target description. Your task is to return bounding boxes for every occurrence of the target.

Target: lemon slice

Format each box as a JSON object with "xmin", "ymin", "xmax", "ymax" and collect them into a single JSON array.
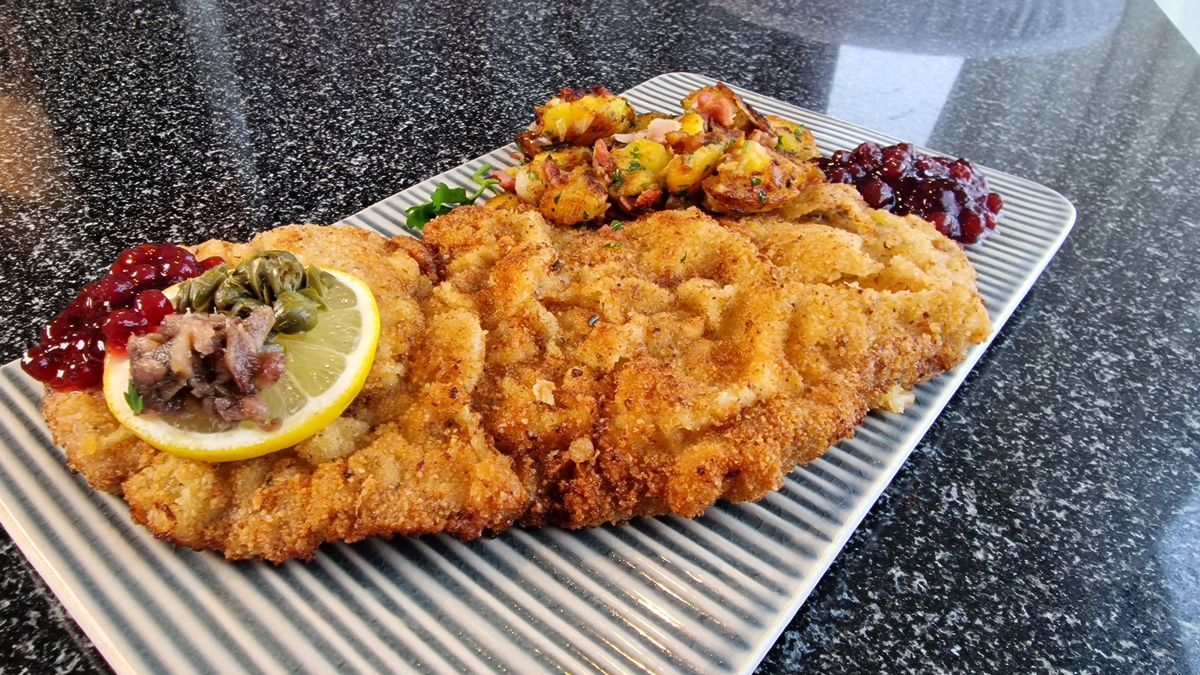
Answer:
[{"xmin": 102, "ymin": 268, "xmax": 380, "ymax": 462}]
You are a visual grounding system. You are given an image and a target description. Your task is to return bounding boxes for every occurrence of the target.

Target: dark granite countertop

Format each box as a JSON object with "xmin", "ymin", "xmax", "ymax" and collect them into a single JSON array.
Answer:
[{"xmin": 1, "ymin": 0, "xmax": 1197, "ymax": 672}]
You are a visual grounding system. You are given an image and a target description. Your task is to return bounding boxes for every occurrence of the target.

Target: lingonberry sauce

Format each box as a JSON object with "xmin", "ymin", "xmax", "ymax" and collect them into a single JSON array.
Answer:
[
  {"xmin": 21, "ymin": 245, "xmax": 209, "ymax": 391},
  {"xmin": 816, "ymin": 142, "xmax": 1004, "ymax": 244}
]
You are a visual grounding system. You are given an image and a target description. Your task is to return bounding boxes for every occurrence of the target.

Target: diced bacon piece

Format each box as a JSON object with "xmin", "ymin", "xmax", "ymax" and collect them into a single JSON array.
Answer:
[
  {"xmin": 646, "ymin": 118, "xmax": 682, "ymax": 143},
  {"xmin": 592, "ymin": 139, "xmax": 615, "ymax": 176},
  {"xmin": 492, "ymin": 169, "xmax": 516, "ymax": 193}
]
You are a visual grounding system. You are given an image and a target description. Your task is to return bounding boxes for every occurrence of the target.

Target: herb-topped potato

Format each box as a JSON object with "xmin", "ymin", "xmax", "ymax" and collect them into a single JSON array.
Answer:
[
  {"xmin": 499, "ymin": 81, "xmax": 826, "ymax": 222},
  {"xmin": 518, "ymin": 86, "xmax": 636, "ymax": 157},
  {"xmin": 702, "ymin": 138, "xmax": 826, "ymax": 214}
]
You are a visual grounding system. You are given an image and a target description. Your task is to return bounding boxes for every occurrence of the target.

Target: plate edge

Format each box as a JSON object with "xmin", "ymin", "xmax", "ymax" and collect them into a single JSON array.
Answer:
[
  {"xmin": 0, "ymin": 367, "xmax": 139, "ymax": 675},
  {"xmin": 0, "ymin": 72, "xmax": 1083, "ymax": 675}
]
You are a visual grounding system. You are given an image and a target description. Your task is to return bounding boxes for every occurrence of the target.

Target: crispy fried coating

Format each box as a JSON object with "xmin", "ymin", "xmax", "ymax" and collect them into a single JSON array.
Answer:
[
  {"xmin": 424, "ymin": 187, "xmax": 988, "ymax": 528},
  {"xmin": 45, "ymin": 185, "xmax": 989, "ymax": 561},
  {"xmin": 45, "ymin": 226, "xmax": 528, "ymax": 561}
]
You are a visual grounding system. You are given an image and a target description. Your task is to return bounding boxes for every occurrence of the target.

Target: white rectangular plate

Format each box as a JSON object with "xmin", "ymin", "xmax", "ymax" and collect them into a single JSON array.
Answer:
[{"xmin": 0, "ymin": 72, "xmax": 1075, "ymax": 674}]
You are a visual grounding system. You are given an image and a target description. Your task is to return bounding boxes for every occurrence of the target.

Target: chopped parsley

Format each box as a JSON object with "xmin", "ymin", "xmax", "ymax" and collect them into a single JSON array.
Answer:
[
  {"xmin": 750, "ymin": 176, "xmax": 762, "ymax": 186},
  {"xmin": 610, "ymin": 220, "xmax": 625, "ymax": 230},
  {"xmin": 125, "ymin": 381, "xmax": 144, "ymax": 414}
]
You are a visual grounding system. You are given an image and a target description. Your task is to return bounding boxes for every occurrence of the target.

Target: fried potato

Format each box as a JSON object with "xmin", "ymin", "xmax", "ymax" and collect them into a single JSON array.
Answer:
[
  {"xmin": 528, "ymin": 86, "xmax": 635, "ymax": 147},
  {"xmin": 702, "ymin": 138, "xmax": 825, "ymax": 213},
  {"xmin": 509, "ymin": 83, "xmax": 827, "ymax": 223},
  {"xmin": 682, "ymin": 83, "xmax": 771, "ymax": 133},
  {"xmin": 664, "ymin": 142, "xmax": 725, "ymax": 195},
  {"xmin": 538, "ymin": 166, "xmax": 610, "ymax": 225},
  {"xmin": 766, "ymin": 114, "xmax": 820, "ymax": 160}
]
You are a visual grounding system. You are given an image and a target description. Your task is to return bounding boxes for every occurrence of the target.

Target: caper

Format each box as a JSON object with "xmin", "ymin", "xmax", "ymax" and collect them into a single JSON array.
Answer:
[
  {"xmin": 213, "ymin": 277, "xmax": 249, "ymax": 312},
  {"xmin": 304, "ymin": 264, "xmax": 327, "ymax": 300},
  {"xmin": 176, "ymin": 251, "xmax": 329, "ymax": 333},
  {"xmin": 298, "ymin": 287, "xmax": 326, "ymax": 308},
  {"xmin": 272, "ymin": 289, "xmax": 320, "ymax": 334},
  {"xmin": 302, "ymin": 265, "xmax": 330, "ymax": 308},
  {"xmin": 175, "ymin": 264, "xmax": 228, "ymax": 313},
  {"xmin": 226, "ymin": 295, "xmax": 267, "ymax": 318},
  {"xmin": 236, "ymin": 250, "xmax": 306, "ymax": 301}
]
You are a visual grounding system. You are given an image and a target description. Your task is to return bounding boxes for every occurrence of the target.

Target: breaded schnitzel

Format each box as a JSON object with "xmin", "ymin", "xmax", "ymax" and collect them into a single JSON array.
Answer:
[
  {"xmin": 42, "ymin": 184, "xmax": 988, "ymax": 561},
  {"xmin": 44, "ymin": 225, "xmax": 529, "ymax": 561},
  {"xmin": 427, "ymin": 184, "xmax": 987, "ymax": 527}
]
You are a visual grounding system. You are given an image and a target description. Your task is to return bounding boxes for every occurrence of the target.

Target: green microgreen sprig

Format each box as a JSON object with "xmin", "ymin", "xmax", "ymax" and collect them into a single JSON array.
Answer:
[{"xmin": 405, "ymin": 164, "xmax": 504, "ymax": 232}]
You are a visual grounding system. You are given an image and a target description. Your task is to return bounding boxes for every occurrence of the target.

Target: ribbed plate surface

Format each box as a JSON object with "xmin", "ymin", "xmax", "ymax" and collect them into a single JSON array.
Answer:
[{"xmin": 0, "ymin": 73, "xmax": 1074, "ymax": 674}]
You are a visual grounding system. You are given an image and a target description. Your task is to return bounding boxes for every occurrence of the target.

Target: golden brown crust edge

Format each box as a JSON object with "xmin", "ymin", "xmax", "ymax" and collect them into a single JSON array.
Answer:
[
  {"xmin": 423, "ymin": 191, "xmax": 988, "ymax": 533},
  {"xmin": 46, "ymin": 225, "xmax": 530, "ymax": 562},
  {"xmin": 43, "ymin": 185, "xmax": 990, "ymax": 561}
]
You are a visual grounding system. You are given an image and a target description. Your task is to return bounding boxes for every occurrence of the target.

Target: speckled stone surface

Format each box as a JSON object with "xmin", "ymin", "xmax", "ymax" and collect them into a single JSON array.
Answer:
[{"xmin": 0, "ymin": 0, "xmax": 1197, "ymax": 672}]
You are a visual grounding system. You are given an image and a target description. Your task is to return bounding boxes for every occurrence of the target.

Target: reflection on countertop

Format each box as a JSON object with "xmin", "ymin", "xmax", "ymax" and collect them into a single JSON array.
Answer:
[
  {"xmin": 714, "ymin": 0, "xmax": 1125, "ymax": 56},
  {"xmin": 0, "ymin": 0, "xmax": 1197, "ymax": 672},
  {"xmin": 1159, "ymin": 487, "xmax": 1200, "ymax": 672}
]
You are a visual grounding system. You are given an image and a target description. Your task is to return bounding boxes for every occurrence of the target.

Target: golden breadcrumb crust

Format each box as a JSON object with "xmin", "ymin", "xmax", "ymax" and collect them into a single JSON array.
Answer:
[
  {"xmin": 43, "ymin": 184, "xmax": 989, "ymax": 562},
  {"xmin": 45, "ymin": 225, "xmax": 528, "ymax": 561}
]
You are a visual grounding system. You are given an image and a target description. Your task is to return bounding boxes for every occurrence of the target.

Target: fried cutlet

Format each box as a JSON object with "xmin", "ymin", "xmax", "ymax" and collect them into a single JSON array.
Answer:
[
  {"xmin": 44, "ymin": 225, "xmax": 529, "ymax": 561},
  {"xmin": 424, "ymin": 187, "xmax": 988, "ymax": 528},
  {"xmin": 43, "ymin": 184, "xmax": 989, "ymax": 561}
]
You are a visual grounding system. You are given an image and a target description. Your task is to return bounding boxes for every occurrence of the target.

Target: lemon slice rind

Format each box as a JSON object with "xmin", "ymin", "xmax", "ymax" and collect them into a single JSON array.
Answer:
[{"xmin": 102, "ymin": 268, "xmax": 380, "ymax": 463}]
